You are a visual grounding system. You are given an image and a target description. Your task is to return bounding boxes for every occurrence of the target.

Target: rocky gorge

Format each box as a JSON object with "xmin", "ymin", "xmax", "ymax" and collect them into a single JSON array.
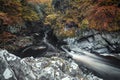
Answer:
[
  {"xmin": 0, "ymin": 28, "xmax": 120, "ymax": 80},
  {"xmin": 0, "ymin": 0, "xmax": 120, "ymax": 80}
]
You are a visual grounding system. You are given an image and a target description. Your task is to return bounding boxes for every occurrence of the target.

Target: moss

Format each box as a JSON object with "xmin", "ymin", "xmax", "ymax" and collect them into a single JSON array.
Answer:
[
  {"xmin": 44, "ymin": 13, "xmax": 58, "ymax": 25},
  {"xmin": 22, "ymin": 6, "xmax": 40, "ymax": 21},
  {"xmin": 46, "ymin": 14, "xmax": 57, "ymax": 20},
  {"xmin": 55, "ymin": 28, "xmax": 76, "ymax": 38}
]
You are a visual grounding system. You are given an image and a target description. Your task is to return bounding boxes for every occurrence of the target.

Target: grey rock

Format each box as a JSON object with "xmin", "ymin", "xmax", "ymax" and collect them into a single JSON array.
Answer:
[
  {"xmin": 14, "ymin": 36, "xmax": 34, "ymax": 47},
  {"xmin": 0, "ymin": 49, "xmax": 85, "ymax": 80},
  {"xmin": 65, "ymin": 30, "xmax": 120, "ymax": 54},
  {"xmin": 6, "ymin": 24, "xmax": 22, "ymax": 33}
]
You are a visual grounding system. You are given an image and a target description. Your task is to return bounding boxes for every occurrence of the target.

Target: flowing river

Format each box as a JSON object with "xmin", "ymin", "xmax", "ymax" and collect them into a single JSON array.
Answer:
[
  {"xmin": 61, "ymin": 37, "xmax": 120, "ymax": 80},
  {"xmin": 20, "ymin": 31, "xmax": 120, "ymax": 80}
]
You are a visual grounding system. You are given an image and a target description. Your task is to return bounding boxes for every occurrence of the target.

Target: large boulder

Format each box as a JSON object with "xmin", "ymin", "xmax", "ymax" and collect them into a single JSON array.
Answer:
[{"xmin": 0, "ymin": 49, "xmax": 86, "ymax": 80}]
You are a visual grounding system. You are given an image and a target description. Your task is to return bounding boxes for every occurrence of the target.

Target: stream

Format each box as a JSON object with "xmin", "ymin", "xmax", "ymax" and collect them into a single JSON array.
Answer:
[
  {"xmin": 19, "ymin": 30, "xmax": 120, "ymax": 80},
  {"xmin": 61, "ymin": 44, "xmax": 120, "ymax": 80}
]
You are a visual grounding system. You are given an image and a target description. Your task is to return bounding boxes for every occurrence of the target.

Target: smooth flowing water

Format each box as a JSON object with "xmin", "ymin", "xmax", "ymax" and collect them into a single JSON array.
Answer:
[
  {"xmin": 20, "ymin": 32, "xmax": 120, "ymax": 80},
  {"xmin": 61, "ymin": 38, "xmax": 120, "ymax": 80},
  {"xmin": 43, "ymin": 31, "xmax": 57, "ymax": 51}
]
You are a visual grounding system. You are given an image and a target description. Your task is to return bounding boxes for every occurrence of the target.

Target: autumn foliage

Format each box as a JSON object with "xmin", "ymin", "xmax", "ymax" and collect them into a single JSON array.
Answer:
[
  {"xmin": 26, "ymin": 0, "xmax": 52, "ymax": 4},
  {"xmin": 87, "ymin": 0, "xmax": 120, "ymax": 31},
  {"xmin": 0, "ymin": 0, "xmax": 40, "ymax": 26},
  {"xmin": 0, "ymin": 0, "xmax": 23, "ymax": 25},
  {"xmin": 88, "ymin": 5, "xmax": 120, "ymax": 31},
  {"xmin": 0, "ymin": 32, "xmax": 16, "ymax": 43},
  {"xmin": 0, "ymin": 0, "xmax": 120, "ymax": 40},
  {"xmin": 0, "ymin": 0, "xmax": 42, "ymax": 45}
]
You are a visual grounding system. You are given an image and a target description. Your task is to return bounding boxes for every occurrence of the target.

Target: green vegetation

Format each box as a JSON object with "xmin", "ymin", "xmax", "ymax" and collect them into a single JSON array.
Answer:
[
  {"xmin": 0, "ymin": 0, "xmax": 40, "ymax": 26},
  {"xmin": 0, "ymin": 0, "xmax": 120, "ymax": 38}
]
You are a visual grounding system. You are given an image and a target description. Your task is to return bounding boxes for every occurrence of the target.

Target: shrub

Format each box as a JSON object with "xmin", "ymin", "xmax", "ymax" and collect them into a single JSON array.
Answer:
[{"xmin": 87, "ymin": 5, "xmax": 120, "ymax": 31}]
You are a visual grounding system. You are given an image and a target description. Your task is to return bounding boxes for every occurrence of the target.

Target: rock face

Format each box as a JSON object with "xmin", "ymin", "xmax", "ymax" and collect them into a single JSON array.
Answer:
[
  {"xmin": 14, "ymin": 36, "xmax": 34, "ymax": 47},
  {"xmin": 0, "ymin": 49, "xmax": 85, "ymax": 80},
  {"xmin": 65, "ymin": 29, "xmax": 120, "ymax": 54}
]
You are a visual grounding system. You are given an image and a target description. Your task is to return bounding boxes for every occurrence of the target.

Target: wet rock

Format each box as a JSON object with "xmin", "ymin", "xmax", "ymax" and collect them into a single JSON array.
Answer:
[
  {"xmin": 16, "ymin": 44, "xmax": 48, "ymax": 58},
  {"xmin": 47, "ymin": 29, "xmax": 67, "ymax": 47},
  {"xmin": 0, "ymin": 49, "xmax": 86, "ymax": 80},
  {"xmin": 65, "ymin": 29, "xmax": 120, "ymax": 54},
  {"xmin": 14, "ymin": 36, "xmax": 34, "ymax": 48},
  {"xmin": 0, "ymin": 50, "xmax": 20, "ymax": 80},
  {"xmin": 25, "ymin": 21, "xmax": 44, "ymax": 33},
  {"xmin": 0, "ymin": 35, "xmax": 34, "ymax": 53},
  {"xmin": 6, "ymin": 24, "xmax": 23, "ymax": 34}
]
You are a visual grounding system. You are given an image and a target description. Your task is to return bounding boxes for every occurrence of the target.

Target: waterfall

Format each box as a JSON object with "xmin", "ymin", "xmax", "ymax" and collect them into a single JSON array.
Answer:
[{"xmin": 43, "ymin": 31, "xmax": 57, "ymax": 52}]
